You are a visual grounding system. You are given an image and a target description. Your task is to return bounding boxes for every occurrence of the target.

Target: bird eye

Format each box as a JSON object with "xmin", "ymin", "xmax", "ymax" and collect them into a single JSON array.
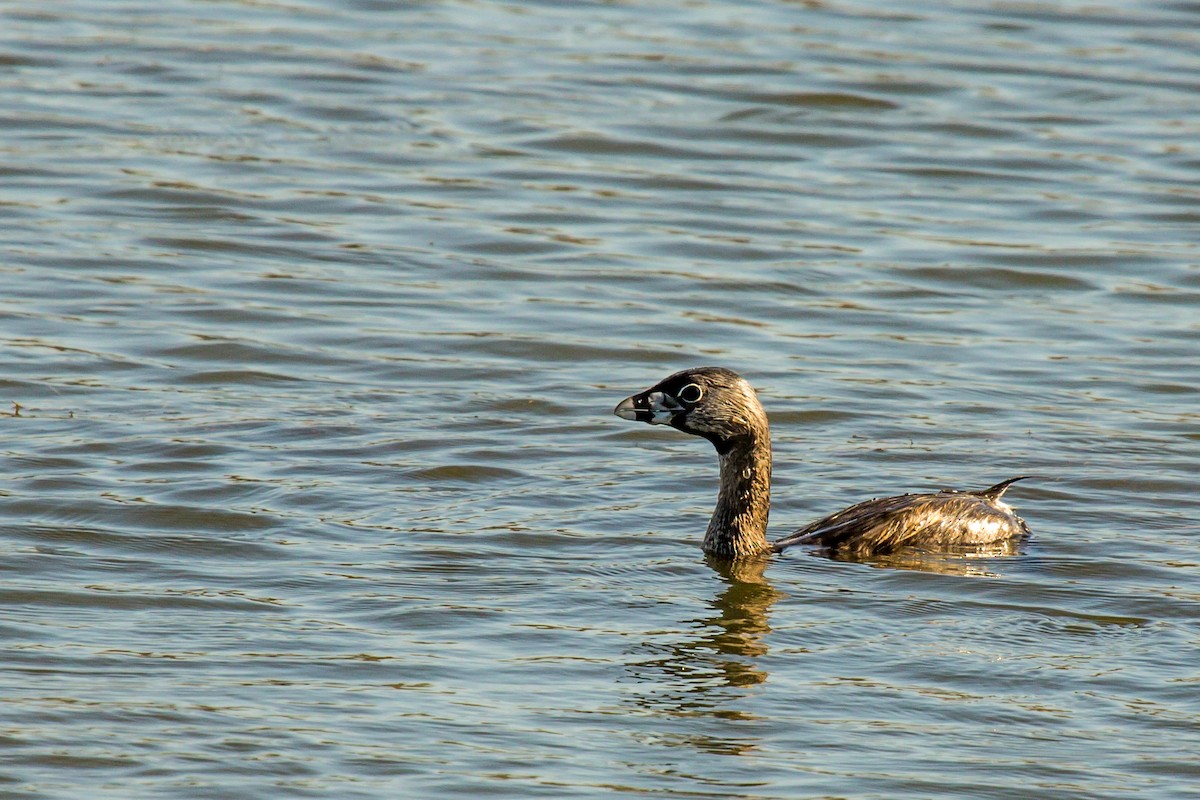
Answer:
[{"xmin": 677, "ymin": 383, "xmax": 703, "ymax": 404}]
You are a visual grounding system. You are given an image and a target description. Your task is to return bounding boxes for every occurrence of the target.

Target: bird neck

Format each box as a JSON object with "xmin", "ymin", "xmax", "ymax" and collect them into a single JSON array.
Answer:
[{"xmin": 704, "ymin": 430, "xmax": 772, "ymax": 558}]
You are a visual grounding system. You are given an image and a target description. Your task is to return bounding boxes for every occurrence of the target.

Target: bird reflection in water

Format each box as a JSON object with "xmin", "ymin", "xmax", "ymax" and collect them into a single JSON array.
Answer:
[
  {"xmin": 621, "ymin": 553, "xmax": 784, "ymax": 756},
  {"xmin": 620, "ymin": 541, "xmax": 1017, "ymax": 756},
  {"xmin": 820, "ymin": 537, "xmax": 1024, "ymax": 576},
  {"xmin": 698, "ymin": 553, "xmax": 781, "ymax": 681}
]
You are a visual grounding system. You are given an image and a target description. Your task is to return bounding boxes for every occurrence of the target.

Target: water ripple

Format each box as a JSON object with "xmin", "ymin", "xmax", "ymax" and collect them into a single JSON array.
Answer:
[{"xmin": 2, "ymin": 0, "xmax": 1199, "ymax": 798}]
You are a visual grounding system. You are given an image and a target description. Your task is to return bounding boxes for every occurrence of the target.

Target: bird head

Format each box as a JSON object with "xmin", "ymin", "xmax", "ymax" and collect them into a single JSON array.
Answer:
[{"xmin": 613, "ymin": 366, "xmax": 766, "ymax": 453}]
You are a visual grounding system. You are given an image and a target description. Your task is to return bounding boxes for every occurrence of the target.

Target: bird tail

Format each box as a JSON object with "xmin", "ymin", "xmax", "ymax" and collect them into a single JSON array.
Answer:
[{"xmin": 978, "ymin": 476, "xmax": 1036, "ymax": 500}]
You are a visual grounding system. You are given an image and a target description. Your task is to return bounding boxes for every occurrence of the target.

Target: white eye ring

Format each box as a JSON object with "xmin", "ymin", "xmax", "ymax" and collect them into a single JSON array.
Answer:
[{"xmin": 677, "ymin": 383, "xmax": 703, "ymax": 404}]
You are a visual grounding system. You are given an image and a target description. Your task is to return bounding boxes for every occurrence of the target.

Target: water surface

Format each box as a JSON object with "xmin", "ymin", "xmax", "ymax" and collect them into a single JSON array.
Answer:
[{"xmin": 2, "ymin": 1, "xmax": 1198, "ymax": 797}]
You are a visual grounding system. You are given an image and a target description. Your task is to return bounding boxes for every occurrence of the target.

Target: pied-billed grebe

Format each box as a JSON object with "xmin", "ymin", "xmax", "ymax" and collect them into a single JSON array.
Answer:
[{"xmin": 614, "ymin": 366, "xmax": 1030, "ymax": 559}]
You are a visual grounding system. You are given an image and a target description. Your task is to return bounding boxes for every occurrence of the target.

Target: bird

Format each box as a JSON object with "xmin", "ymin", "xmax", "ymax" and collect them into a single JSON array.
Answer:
[{"xmin": 613, "ymin": 366, "xmax": 1031, "ymax": 559}]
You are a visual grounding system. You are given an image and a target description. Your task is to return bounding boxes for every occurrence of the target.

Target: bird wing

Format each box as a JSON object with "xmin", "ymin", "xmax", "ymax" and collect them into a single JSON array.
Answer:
[
  {"xmin": 772, "ymin": 478, "xmax": 1032, "ymax": 555},
  {"xmin": 772, "ymin": 493, "xmax": 933, "ymax": 553}
]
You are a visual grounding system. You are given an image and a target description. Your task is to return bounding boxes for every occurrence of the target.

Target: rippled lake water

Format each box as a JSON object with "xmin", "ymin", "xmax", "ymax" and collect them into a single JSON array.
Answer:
[{"xmin": 2, "ymin": 1, "xmax": 1198, "ymax": 797}]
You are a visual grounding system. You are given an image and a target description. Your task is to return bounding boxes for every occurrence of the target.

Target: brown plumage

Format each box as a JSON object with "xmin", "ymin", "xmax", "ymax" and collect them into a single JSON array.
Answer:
[{"xmin": 614, "ymin": 367, "xmax": 1031, "ymax": 559}]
